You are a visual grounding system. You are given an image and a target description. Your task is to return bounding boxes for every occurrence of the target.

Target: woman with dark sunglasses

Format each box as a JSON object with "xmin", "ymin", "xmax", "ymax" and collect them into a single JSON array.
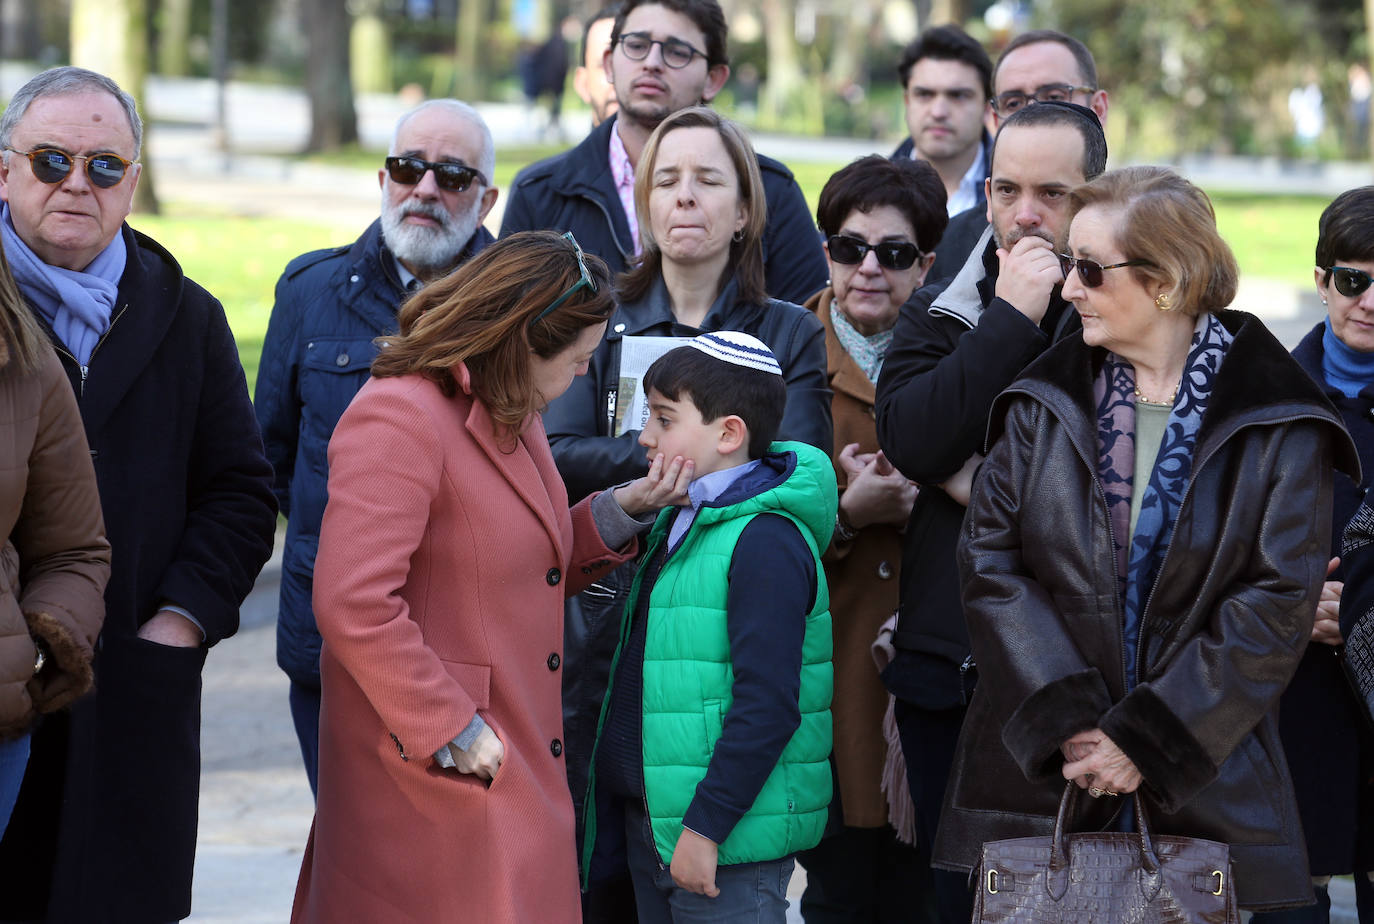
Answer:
[
  {"xmin": 291, "ymin": 232, "xmax": 688, "ymax": 923},
  {"xmin": 935, "ymin": 166, "xmax": 1357, "ymax": 913},
  {"xmin": 792, "ymin": 154, "xmax": 947, "ymax": 922},
  {"xmin": 1254, "ymin": 187, "xmax": 1374, "ymax": 924}
]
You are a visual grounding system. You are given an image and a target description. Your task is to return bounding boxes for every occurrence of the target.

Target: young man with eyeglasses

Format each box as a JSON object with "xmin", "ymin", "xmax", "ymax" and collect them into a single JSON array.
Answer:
[
  {"xmin": 500, "ymin": 0, "xmax": 826, "ymax": 307},
  {"xmin": 255, "ymin": 99, "xmax": 497, "ymax": 798},
  {"xmin": 929, "ymin": 29, "xmax": 1110, "ymax": 280},
  {"xmin": 0, "ymin": 66, "xmax": 278, "ymax": 922},
  {"xmin": 893, "ymin": 25, "xmax": 995, "ymax": 217},
  {"xmin": 875, "ymin": 101, "xmax": 1107, "ymax": 922}
]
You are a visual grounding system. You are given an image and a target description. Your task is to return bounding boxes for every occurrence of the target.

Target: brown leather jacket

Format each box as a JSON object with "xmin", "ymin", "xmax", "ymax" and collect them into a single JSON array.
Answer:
[
  {"xmin": 934, "ymin": 311, "xmax": 1359, "ymax": 911},
  {"xmin": 0, "ymin": 342, "xmax": 110, "ymax": 739}
]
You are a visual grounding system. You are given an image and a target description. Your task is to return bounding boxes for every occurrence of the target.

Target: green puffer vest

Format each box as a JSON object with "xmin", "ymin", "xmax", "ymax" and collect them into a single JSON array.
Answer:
[{"xmin": 633, "ymin": 440, "xmax": 837, "ymax": 866}]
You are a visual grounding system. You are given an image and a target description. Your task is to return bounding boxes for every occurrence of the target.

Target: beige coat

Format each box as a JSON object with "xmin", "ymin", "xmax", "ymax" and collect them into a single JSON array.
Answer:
[
  {"xmin": 0, "ymin": 343, "xmax": 109, "ymax": 739},
  {"xmin": 805, "ymin": 289, "xmax": 905, "ymax": 827}
]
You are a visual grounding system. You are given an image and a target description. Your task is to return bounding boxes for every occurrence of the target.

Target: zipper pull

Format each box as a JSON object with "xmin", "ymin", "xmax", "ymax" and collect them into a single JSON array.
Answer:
[
  {"xmin": 79, "ymin": 364, "xmax": 89, "ymax": 397},
  {"xmin": 605, "ymin": 389, "xmax": 617, "ymax": 435}
]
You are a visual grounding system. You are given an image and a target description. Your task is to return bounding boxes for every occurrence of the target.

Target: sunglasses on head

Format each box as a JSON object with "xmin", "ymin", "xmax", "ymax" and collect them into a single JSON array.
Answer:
[
  {"xmin": 1326, "ymin": 266, "xmax": 1374, "ymax": 298},
  {"xmin": 1058, "ymin": 253, "xmax": 1154, "ymax": 288},
  {"xmin": 384, "ymin": 155, "xmax": 486, "ymax": 192},
  {"xmin": 6, "ymin": 147, "xmax": 135, "ymax": 189},
  {"xmin": 531, "ymin": 232, "xmax": 597, "ymax": 327},
  {"xmin": 827, "ymin": 234, "xmax": 922, "ymax": 271}
]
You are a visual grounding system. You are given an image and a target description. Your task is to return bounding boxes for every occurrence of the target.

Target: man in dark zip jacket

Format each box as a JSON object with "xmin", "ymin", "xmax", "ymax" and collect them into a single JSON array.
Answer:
[
  {"xmin": 499, "ymin": 0, "xmax": 827, "ymax": 306},
  {"xmin": 873, "ymin": 101, "xmax": 1105, "ymax": 921}
]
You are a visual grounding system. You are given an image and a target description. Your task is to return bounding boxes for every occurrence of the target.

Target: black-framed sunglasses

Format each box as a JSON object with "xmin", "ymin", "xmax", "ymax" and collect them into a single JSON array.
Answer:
[
  {"xmin": 5, "ymin": 147, "xmax": 135, "ymax": 189},
  {"xmin": 1058, "ymin": 253, "xmax": 1154, "ymax": 288},
  {"xmin": 827, "ymin": 234, "xmax": 923, "ymax": 271},
  {"xmin": 531, "ymin": 232, "xmax": 597, "ymax": 326},
  {"xmin": 993, "ymin": 84, "xmax": 1096, "ymax": 117},
  {"xmin": 616, "ymin": 32, "xmax": 707, "ymax": 69},
  {"xmin": 384, "ymin": 155, "xmax": 486, "ymax": 192},
  {"xmin": 1326, "ymin": 266, "xmax": 1374, "ymax": 298}
]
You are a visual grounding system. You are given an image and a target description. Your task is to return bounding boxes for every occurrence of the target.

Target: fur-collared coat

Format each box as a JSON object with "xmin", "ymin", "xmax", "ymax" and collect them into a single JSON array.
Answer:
[
  {"xmin": 292, "ymin": 372, "xmax": 635, "ymax": 923},
  {"xmin": 0, "ymin": 346, "xmax": 108, "ymax": 739},
  {"xmin": 936, "ymin": 311, "xmax": 1358, "ymax": 911}
]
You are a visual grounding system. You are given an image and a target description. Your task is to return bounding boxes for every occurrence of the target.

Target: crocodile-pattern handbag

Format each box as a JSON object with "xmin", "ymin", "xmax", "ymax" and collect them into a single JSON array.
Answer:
[{"xmin": 972, "ymin": 783, "xmax": 1238, "ymax": 923}]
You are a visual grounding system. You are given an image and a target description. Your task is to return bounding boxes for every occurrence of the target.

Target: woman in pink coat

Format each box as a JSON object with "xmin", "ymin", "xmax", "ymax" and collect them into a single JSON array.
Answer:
[{"xmin": 292, "ymin": 232, "xmax": 691, "ymax": 923}]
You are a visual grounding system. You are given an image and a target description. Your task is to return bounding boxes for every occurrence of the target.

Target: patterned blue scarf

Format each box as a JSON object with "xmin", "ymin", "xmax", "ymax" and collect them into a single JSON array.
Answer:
[{"xmin": 1094, "ymin": 313, "xmax": 1233, "ymax": 687}]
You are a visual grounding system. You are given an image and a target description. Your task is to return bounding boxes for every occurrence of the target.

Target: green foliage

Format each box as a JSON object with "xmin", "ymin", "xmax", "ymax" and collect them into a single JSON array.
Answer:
[{"xmin": 127, "ymin": 206, "xmax": 343, "ymax": 391}]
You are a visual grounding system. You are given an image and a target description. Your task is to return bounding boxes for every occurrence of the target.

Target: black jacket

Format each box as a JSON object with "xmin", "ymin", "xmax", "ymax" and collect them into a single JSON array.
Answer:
[
  {"xmin": 935, "ymin": 311, "xmax": 1357, "ymax": 910},
  {"xmin": 927, "ymin": 204, "xmax": 988, "ymax": 284},
  {"xmin": 255, "ymin": 218, "xmax": 492, "ymax": 688},
  {"xmin": 875, "ymin": 227, "xmax": 1078, "ymax": 708},
  {"xmin": 1274, "ymin": 321, "xmax": 1374, "ymax": 874},
  {"xmin": 500, "ymin": 115, "xmax": 828, "ymax": 306},
  {"xmin": 0, "ymin": 226, "xmax": 278, "ymax": 922}
]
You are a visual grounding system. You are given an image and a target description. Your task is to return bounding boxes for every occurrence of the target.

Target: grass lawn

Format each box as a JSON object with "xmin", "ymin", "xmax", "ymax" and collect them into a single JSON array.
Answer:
[{"xmin": 141, "ymin": 151, "xmax": 1330, "ymax": 391}]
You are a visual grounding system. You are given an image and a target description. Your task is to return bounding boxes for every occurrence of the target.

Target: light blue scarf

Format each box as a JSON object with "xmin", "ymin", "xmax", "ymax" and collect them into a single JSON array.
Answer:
[
  {"xmin": 1321, "ymin": 315, "xmax": 1374, "ymax": 398},
  {"xmin": 1, "ymin": 203, "xmax": 126, "ymax": 364}
]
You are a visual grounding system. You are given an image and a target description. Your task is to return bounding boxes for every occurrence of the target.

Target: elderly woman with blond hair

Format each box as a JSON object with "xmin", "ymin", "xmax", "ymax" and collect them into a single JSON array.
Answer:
[{"xmin": 936, "ymin": 166, "xmax": 1358, "ymax": 912}]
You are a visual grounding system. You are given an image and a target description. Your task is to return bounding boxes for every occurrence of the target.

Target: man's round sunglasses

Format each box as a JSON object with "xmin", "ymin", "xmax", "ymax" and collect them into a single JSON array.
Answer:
[
  {"xmin": 1058, "ymin": 254, "xmax": 1154, "ymax": 288},
  {"xmin": 6, "ymin": 147, "xmax": 135, "ymax": 188},
  {"xmin": 1326, "ymin": 266, "xmax": 1374, "ymax": 298},
  {"xmin": 616, "ymin": 32, "xmax": 707, "ymax": 69},
  {"xmin": 827, "ymin": 234, "xmax": 922, "ymax": 271},
  {"xmin": 384, "ymin": 155, "xmax": 486, "ymax": 192}
]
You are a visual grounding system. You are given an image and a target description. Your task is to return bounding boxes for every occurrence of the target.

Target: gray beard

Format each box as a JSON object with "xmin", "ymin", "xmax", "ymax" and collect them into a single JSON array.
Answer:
[{"xmin": 380, "ymin": 198, "xmax": 480, "ymax": 278}]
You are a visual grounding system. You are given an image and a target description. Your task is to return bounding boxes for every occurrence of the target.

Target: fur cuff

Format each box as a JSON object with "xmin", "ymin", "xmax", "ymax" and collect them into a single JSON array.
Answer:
[
  {"xmin": 1001, "ymin": 669, "xmax": 1113, "ymax": 783},
  {"xmin": 1099, "ymin": 682, "xmax": 1216, "ymax": 812},
  {"xmin": 24, "ymin": 609, "xmax": 95, "ymax": 713}
]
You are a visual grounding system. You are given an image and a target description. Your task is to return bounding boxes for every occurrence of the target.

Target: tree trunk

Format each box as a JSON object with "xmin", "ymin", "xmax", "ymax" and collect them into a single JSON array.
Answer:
[
  {"xmin": 302, "ymin": 0, "xmax": 358, "ymax": 151},
  {"xmin": 0, "ymin": 0, "xmax": 40, "ymax": 60},
  {"xmin": 351, "ymin": 0, "xmax": 391, "ymax": 95},
  {"xmin": 156, "ymin": 0, "xmax": 193, "ymax": 76},
  {"xmin": 455, "ymin": 0, "xmax": 488, "ymax": 101},
  {"xmin": 827, "ymin": 0, "xmax": 874, "ymax": 91},
  {"xmin": 759, "ymin": 0, "xmax": 804, "ymax": 130},
  {"xmin": 71, "ymin": 0, "xmax": 159, "ymax": 214}
]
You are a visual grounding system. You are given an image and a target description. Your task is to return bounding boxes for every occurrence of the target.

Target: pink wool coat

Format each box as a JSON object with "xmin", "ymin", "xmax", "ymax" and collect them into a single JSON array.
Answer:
[{"xmin": 291, "ymin": 371, "xmax": 633, "ymax": 923}]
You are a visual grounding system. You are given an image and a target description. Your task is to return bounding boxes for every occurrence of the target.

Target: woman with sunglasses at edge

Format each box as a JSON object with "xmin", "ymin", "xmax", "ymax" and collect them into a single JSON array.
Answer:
[
  {"xmin": 1253, "ymin": 187, "xmax": 1374, "ymax": 924},
  {"xmin": 792, "ymin": 155, "xmax": 946, "ymax": 922},
  {"xmin": 541, "ymin": 106, "xmax": 831, "ymax": 920},
  {"xmin": 290, "ymin": 231, "xmax": 690, "ymax": 923},
  {"xmin": 0, "ymin": 231, "xmax": 109, "ymax": 838},
  {"xmin": 935, "ymin": 166, "xmax": 1357, "ymax": 913}
]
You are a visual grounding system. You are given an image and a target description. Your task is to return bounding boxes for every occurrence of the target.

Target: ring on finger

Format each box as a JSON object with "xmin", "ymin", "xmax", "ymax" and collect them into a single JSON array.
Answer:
[{"xmin": 1088, "ymin": 787, "xmax": 1105, "ymax": 798}]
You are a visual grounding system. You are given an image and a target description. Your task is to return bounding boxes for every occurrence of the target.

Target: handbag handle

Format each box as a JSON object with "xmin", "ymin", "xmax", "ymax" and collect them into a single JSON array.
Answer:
[{"xmin": 1049, "ymin": 782, "xmax": 1163, "ymax": 875}]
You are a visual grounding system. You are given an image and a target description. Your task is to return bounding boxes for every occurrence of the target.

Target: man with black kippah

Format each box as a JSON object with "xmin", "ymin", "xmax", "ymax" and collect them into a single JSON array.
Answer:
[{"xmin": 874, "ymin": 100, "xmax": 1108, "ymax": 920}]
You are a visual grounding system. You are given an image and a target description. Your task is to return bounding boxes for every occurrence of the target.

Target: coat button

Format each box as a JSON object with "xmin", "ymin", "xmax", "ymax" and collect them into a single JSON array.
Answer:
[
  {"xmin": 877, "ymin": 560, "xmax": 894, "ymax": 580},
  {"xmin": 335, "ymin": 353, "xmax": 350, "ymax": 367},
  {"xmin": 546, "ymin": 567, "xmax": 561, "ymax": 585},
  {"xmin": 550, "ymin": 738, "xmax": 563, "ymax": 757},
  {"xmin": 547, "ymin": 652, "xmax": 561, "ymax": 671}
]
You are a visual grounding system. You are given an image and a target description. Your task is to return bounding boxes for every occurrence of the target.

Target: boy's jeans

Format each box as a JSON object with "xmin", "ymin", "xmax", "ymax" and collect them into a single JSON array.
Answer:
[{"xmin": 623, "ymin": 799, "xmax": 793, "ymax": 923}]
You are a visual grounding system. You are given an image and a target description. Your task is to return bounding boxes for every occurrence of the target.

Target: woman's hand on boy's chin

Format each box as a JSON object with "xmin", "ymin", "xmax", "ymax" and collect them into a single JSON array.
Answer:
[
  {"xmin": 614, "ymin": 453, "xmax": 694, "ymax": 516},
  {"xmin": 670, "ymin": 827, "xmax": 720, "ymax": 897}
]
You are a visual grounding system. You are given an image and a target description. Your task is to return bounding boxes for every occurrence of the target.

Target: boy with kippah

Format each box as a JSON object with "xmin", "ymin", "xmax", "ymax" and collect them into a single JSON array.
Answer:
[{"xmin": 583, "ymin": 331, "xmax": 837, "ymax": 922}]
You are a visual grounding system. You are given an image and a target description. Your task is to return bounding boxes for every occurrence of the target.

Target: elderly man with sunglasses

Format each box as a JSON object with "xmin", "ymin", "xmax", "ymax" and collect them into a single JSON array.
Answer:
[
  {"xmin": 0, "ymin": 67, "xmax": 278, "ymax": 922},
  {"xmin": 873, "ymin": 100, "xmax": 1107, "ymax": 922},
  {"xmin": 930, "ymin": 29, "xmax": 1110, "ymax": 280},
  {"xmin": 500, "ymin": 0, "xmax": 826, "ymax": 306},
  {"xmin": 255, "ymin": 99, "xmax": 497, "ymax": 798}
]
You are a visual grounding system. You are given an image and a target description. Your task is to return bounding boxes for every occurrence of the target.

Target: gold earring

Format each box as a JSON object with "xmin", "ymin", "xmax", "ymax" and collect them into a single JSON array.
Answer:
[{"xmin": 1155, "ymin": 292, "xmax": 1173, "ymax": 311}]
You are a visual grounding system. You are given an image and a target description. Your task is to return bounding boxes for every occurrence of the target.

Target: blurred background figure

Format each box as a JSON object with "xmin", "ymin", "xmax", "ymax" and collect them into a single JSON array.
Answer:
[
  {"xmin": 797, "ymin": 154, "xmax": 946, "ymax": 923},
  {"xmin": 1290, "ymin": 69, "xmax": 1326, "ymax": 157},
  {"xmin": 575, "ymin": 6, "xmax": 621, "ymax": 128}
]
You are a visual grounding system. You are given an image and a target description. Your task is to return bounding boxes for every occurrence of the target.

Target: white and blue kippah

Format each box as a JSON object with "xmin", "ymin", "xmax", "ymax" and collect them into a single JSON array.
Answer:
[{"xmin": 685, "ymin": 331, "xmax": 782, "ymax": 376}]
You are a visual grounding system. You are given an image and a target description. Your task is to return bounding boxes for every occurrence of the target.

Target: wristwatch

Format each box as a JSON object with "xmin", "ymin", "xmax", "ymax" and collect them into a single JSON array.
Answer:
[
  {"xmin": 32, "ymin": 638, "xmax": 49, "ymax": 676},
  {"xmin": 833, "ymin": 510, "xmax": 858, "ymax": 544}
]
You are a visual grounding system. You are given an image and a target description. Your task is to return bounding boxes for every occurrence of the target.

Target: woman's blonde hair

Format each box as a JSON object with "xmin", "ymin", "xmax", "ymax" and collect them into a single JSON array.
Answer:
[
  {"xmin": 618, "ymin": 106, "xmax": 768, "ymax": 306},
  {"xmin": 0, "ymin": 236, "xmax": 45, "ymax": 371},
  {"xmin": 1067, "ymin": 166, "xmax": 1237, "ymax": 316},
  {"xmin": 371, "ymin": 231, "xmax": 614, "ymax": 441}
]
